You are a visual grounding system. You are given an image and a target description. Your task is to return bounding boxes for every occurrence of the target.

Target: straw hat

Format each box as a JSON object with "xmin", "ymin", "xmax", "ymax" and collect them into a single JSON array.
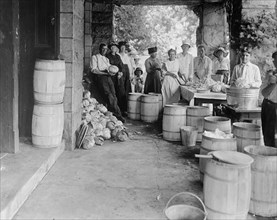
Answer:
[
  {"xmin": 181, "ymin": 40, "xmax": 191, "ymax": 47},
  {"xmin": 213, "ymin": 47, "xmax": 228, "ymax": 58}
]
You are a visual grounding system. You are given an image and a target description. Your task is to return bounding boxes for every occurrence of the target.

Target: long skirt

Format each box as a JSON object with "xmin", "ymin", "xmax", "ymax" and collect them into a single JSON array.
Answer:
[
  {"xmin": 144, "ymin": 70, "xmax": 162, "ymax": 94},
  {"xmin": 117, "ymin": 64, "xmax": 131, "ymax": 113},
  {"xmin": 161, "ymin": 75, "xmax": 180, "ymax": 107}
]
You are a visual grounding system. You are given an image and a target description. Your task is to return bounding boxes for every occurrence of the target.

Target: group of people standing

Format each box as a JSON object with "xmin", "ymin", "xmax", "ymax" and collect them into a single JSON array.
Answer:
[
  {"xmin": 90, "ymin": 41, "xmax": 145, "ymax": 122},
  {"xmin": 89, "ymin": 41, "xmax": 276, "ymax": 147}
]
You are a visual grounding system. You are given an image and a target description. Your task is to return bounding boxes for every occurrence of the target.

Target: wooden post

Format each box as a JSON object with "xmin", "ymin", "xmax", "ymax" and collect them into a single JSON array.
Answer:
[{"xmin": 0, "ymin": 0, "xmax": 19, "ymax": 153}]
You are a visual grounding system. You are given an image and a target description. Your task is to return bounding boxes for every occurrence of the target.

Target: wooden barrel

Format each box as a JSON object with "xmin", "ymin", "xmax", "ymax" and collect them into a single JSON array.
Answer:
[
  {"xmin": 226, "ymin": 87, "xmax": 259, "ymax": 110},
  {"xmin": 204, "ymin": 151, "xmax": 253, "ymax": 220},
  {"xmin": 128, "ymin": 93, "xmax": 141, "ymax": 120},
  {"xmin": 33, "ymin": 59, "xmax": 66, "ymax": 104},
  {"xmin": 32, "ymin": 103, "xmax": 64, "ymax": 147},
  {"xmin": 233, "ymin": 122, "xmax": 261, "ymax": 152},
  {"xmin": 204, "ymin": 116, "xmax": 231, "ymax": 133},
  {"xmin": 149, "ymin": 93, "xmax": 162, "ymax": 114},
  {"xmin": 163, "ymin": 105, "xmax": 187, "ymax": 141},
  {"xmin": 199, "ymin": 134, "xmax": 237, "ymax": 182},
  {"xmin": 244, "ymin": 145, "xmax": 277, "ymax": 217},
  {"xmin": 140, "ymin": 95, "xmax": 159, "ymax": 123},
  {"xmin": 186, "ymin": 106, "xmax": 211, "ymax": 141}
]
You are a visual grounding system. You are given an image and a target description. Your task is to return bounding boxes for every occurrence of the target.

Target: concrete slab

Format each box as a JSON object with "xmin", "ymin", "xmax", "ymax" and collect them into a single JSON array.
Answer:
[
  {"xmin": 14, "ymin": 120, "xmax": 203, "ymax": 219},
  {"xmin": 1, "ymin": 140, "xmax": 64, "ymax": 220}
]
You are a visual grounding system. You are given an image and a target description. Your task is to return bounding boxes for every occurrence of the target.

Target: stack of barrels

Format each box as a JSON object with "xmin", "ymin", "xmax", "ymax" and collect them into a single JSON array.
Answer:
[
  {"xmin": 32, "ymin": 59, "xmax": 65, "ymax": 148},
  {"xmin": 127, "ymin": 93, "xmax": 162, "ymax": 123}
]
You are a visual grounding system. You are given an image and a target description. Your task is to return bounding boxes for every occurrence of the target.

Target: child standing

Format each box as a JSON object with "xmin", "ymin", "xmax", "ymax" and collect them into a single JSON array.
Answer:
[{"xmin": 132, "ymin": 67, "xmax": 144, "ymax": 93}]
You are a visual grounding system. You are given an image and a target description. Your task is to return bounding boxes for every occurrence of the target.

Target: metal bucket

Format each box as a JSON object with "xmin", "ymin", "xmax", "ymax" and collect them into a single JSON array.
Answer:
[
  {"xmin": 164, "ymin": 192, "xmax": 207, "ymax": 220},
  {"xmin": 226, "ymin": 87, "xmax": 259, "ymax": 109}
]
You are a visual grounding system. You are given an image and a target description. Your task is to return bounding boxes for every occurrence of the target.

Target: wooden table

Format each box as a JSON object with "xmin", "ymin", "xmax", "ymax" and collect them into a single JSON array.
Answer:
[{"xmin": 180, "ymin": 86, "xmax": 227, "ymax": 106}]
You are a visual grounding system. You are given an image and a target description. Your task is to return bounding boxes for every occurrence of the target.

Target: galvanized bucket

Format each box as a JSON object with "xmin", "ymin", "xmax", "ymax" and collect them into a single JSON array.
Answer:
[{"xmin": 164, "ymin": 192, "xmax": 207, "ymax": 220}]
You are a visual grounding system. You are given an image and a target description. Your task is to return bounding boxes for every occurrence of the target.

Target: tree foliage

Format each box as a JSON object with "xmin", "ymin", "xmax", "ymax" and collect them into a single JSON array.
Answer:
[{"xmin": 113, "ymin": 5, "xmax": 199, "ymax": 61}]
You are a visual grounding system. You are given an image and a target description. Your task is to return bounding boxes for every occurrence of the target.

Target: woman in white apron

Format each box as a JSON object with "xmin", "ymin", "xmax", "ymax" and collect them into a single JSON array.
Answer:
[{"xmin": 162, "ymin": 49, "xmax": 182, "ymax": 106}]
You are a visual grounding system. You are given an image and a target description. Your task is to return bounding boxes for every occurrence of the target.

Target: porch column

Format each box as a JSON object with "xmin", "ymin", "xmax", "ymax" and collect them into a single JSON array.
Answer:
[
  {"xmin": 60, "ymin": 0, "xmax": 84, "ymax": 150},
  {"xmin": 0, "ymin": 0, "xmax": 19, "ymax": 153},
  {"xmin": 200, "ymin": 2, "xmax": 229, "ymax": 56}
]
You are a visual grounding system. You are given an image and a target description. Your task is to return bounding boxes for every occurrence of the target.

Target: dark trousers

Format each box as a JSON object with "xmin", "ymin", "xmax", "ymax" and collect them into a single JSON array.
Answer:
[
  {"xmin": 261, "ymin": 99, "xmax": 277, "ymax": 147},
  {"xmin": 96, "ymin": 75, "xmax": 122, "ymax": 117}
]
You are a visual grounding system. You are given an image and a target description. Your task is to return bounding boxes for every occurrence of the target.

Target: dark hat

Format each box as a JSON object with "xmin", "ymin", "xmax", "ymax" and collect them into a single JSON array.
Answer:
[
  {"xmin": 272, "ymin": 51, "xmax": 277, "ymax": 58},
  {"xmin": 240, "ymin": 46, "xmax": 252, "ymax": 54},
  {"xmin": 108, "ymin": 41, "xmax": 118, "ymax": 49},
  {"xmin": 134, "ymin": 67, "xmax": 143, "ymax": 75},
  {"xmin": 148, "ymin": 46, "xmax": 157, "ymax": 54},
  {"xmin": 118, "ymin": 41, "xmax": 127, "ymax": 48},
  {"xmin": 213, "ymin": 47, "xmax": 228, "ymax": 58}
]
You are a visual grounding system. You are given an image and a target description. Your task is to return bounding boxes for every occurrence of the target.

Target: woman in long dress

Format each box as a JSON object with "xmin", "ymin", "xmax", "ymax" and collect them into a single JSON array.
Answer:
[
  {"xmin": 144, "ymin": 46, "xmax": 162, "ymax": 94},
  {"xmin": 117, "ymin": 41, "xmax": 132, "ymax": 116},
  {"xmin": 162, "ymin": 49, "xmax": 181, "ymax": 106}
]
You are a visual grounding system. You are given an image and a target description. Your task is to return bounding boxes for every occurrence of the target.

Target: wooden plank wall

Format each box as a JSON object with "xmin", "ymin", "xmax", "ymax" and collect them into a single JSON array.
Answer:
[{"xmin": 0, "ymin": 0, "xmax": 19, "ymax": 153}]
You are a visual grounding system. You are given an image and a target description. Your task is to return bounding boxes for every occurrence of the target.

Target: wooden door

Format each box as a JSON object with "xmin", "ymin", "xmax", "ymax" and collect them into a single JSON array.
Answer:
[{"xmin": 19, "ymin": 0, "xmax": 59, "ymax": 137}]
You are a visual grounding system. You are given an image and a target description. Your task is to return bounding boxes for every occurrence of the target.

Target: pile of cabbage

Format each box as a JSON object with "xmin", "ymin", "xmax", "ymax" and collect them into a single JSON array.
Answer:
[
  {"xmin": 77, "ymin": 90, "xmax": 128, "ymax": 150},
  {"xmin": 190, "ymin": 78, "xmax": 229, "ymax": 93}
]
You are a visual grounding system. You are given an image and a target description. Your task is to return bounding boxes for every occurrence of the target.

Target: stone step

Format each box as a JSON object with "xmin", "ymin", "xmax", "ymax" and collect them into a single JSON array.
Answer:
[{"xmin": 0, "ymin": 140, "xmax": 65, "ymax": 220}]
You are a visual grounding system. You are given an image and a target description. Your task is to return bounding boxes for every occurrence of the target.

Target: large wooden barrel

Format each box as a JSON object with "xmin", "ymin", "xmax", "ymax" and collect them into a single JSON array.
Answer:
[
  {"xmin": 186, "ymin": 106, "xmax": 211, "ymax": 141},
  {"xmin": 149, "ymin": 93, "xmax": 162, "ymax": 114},
  {"xmin": 128, "ymin": 93, "xmax": 141, "ymax": 120},
  {"xmin": 244, "ymin": 145, "xmax": 277, "ymax": 217},
  {"xmin": 199, "ymin": 134, "xmax": 237, "ymax": 182},
  {"xmin": 233, "ymin": 122, "xmax": 261, "ymax": 152},
  {"xmin": 33, "ymin": 59, "xmax": 66, "ymax": 104},
  {"xmin": 204, "ymin": 151, "xmax": 253, "ymax": 220},
  {"xmin": 32, "ymin": 103, "xmax": 64, "ymax": 147},
  {"xmin": 140, "ymin": 95, "xmax": 159, "ymax": 123},
  {"xmin": 204, "ymin": 116, "xmax": 231, "ymax": 133},
  {"xmin": 163, "ymin": 105, "xmax": 187, "ymax": 141},
  {"xmin": 226, "ymin": 87, "xmax": 259, "ymax": 110}
]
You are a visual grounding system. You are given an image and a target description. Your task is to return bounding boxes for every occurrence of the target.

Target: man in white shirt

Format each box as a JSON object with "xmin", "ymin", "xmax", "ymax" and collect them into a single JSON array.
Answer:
[
  {"xmin": 193, "ymin": 45, "xmax": 213, "ymax": 82},
  {"xmin": 230, "ymin": 47, "xmax": 262, "ymax": 88},
  {"xmin": 261, "ymin": 51, "xmax": 277, "ymax": 147},
  {"xmin": 90, "ymin": 43, "xmax": 124, "ymax": 122},
  {"xmin": 177, "ymin": 40, "xmax": 194, "ymax": 83}
]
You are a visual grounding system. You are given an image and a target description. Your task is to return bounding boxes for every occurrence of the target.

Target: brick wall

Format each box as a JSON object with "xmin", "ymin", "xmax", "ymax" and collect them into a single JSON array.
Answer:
[
  {"xmin": 84, "ymin": 1, "xmax": 92, "ymax": 72},
  {"xmin": 60, "ymin": 0, "xmax": 84, "ymax": 150}
]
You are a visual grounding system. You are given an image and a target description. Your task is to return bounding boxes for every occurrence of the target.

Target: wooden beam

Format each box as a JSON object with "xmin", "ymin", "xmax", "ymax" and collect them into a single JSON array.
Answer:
[
  {"xmin": 0, "ymin": 0, "xmax": 19, "ymax": 153},
  {"xmin": 91, "ymin": 0, "xmax": 201, "ymax": 6}
]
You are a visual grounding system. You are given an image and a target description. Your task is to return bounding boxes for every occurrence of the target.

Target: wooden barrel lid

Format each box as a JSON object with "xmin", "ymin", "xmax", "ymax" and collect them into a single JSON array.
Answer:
[{"xmin": 211, "ymin": 151, "xmax": 254, "ymax": 165}]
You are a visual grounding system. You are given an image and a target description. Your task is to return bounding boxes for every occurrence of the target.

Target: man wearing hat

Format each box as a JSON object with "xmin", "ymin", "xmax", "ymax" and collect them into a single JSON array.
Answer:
[
  {"xmin": 193, "ymin": 44, "xmax": 213, "ymax": 82},
  {"xmin": 90, "ymin": 43, "xmax": 125, "ymax": 122},
  {"xmin": 230, "ymin": 47, "xmax": 262, "ymax": 88},
  {"xmin": 177, "ymin": 40, "xmax": 194, "ymax": 83},
  {"xmin": 144, "ymin": 46, "xmax": 162, "ymax": 94},
  {"xmin": 260, "ymin": 51, "xmax": 277, "ymax": 147},
  {"xmin": 213, "ymin": 47, "xmax": 230, "ymax": 84}
]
